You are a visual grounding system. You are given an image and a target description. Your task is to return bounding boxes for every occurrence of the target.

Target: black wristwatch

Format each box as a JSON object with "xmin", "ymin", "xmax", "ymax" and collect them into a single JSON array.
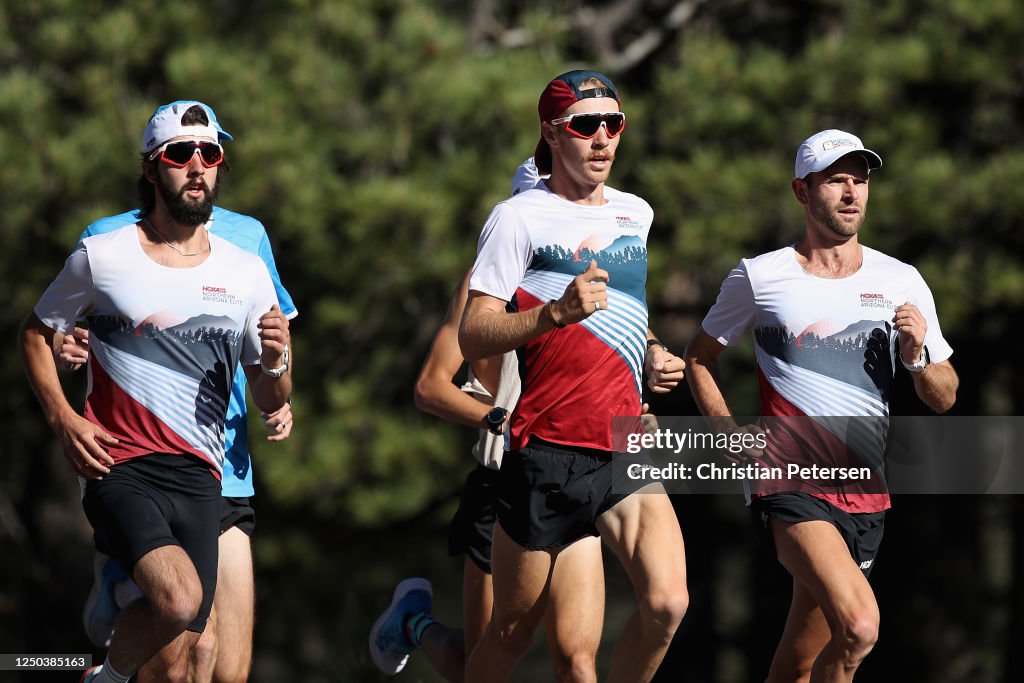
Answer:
[{"xmin": 485, "ymin": 407, "xmax": 509, "ymax": 435}]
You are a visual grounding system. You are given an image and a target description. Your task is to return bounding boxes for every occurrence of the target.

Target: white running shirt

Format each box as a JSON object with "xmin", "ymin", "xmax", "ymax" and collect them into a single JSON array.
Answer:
[
  {"xmin": 702, "ymin": 245, "xmax": 953, "ymax": 513},
  {"xmin": 35, "ymin": 224, "xmax": 279, "ymax": 477}
]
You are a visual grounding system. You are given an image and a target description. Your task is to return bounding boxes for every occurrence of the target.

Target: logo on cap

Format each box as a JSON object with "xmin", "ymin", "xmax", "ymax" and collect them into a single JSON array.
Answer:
[{"xmin": 821, "ymin": 138, "xmax": 859, "ymax": 151}]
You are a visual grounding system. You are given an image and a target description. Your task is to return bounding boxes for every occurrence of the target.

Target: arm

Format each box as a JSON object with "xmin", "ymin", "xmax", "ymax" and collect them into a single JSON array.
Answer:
[
  {"xmin": 459, "ymin": 259, "xmax": 609, "ymax": 360},
  {"xmin": 415, "ymin": 270, "xmax": 502, "ymax": 429},
  {"xmin": 260, "ymin": 400, "xmax": 294, "ymax": 442},
  {"xmin": 685, "ymin": 328, "xmax": 768, "ymax": 464},
  {"xmin": 458, "ymin": 291, "xmax": 555, "ymax": 362},
  {"xmin": 244, "ymin": 305, "xmax": 292, "ymax": 414},
  {"xmin": 683, "ymin": 328, "xmax": 738, "ymax": 431},
  {"xmin": 644, "ymin": 330, "xmax": 685, "ymax": 393},
  {"xmin": 19, "ymin": 313, "xmax": 116, "ymax": 477},
  {"xmin": 910, "ymin": 361, "xmax": 958, "ymax": 413},
  {"xmin": 893, "ymin": 302, "xmax": 958, "ymax": 413}
]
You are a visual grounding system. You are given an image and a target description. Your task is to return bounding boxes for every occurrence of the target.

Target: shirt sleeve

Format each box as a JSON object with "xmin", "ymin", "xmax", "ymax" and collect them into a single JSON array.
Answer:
[
  {"xmin": 468, "ymin": 202, "xmax": 534, "ymax": 302},
  {"xmin": 908, "ymin": 268, "xmax": 954, "ymax": 363},
  {"xmin": 33, "ymin": 241, "xmax": 96, "ymax": 334},
  {"xmin": 240, "ymin": 262, "xmax": 282, "ymax": 367},
  {"xmin": 700, "ymin": 260, "xmax": 758, "ymax": 346},
  {"xmin": 256, "ymin": 230, "xmax": 298, "ymax": 320}
]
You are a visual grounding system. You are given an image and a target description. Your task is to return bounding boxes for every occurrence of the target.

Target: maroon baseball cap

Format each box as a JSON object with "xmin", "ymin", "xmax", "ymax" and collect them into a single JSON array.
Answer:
[{"xmin": 535, "ymin": 70, "xmax": 621, "ymax": 174}]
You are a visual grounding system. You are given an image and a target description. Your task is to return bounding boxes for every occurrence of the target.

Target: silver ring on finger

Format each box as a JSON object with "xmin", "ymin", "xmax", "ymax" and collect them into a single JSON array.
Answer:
[{"xmin": 594, "ymin": 300, "xmax": 601, "ymax": 312}]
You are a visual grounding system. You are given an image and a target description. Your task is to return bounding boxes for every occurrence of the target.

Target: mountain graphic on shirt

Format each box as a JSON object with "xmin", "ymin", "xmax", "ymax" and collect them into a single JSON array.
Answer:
[
  {"xmin": 166, "ymin": 314, "xmax": 240, "ymax": 334},
  {"xmin": 756, "ymin": 319, "xmax": 893, "ymax": 399},
  {"xmin": 136, "ymin": 310, "xmax": 186, "ymax": 331},
  {"xmin": 533, "ymin": 235, "xmax": 647, "ymax": 300},
  {"xmin": 90, "ymin": 312, "xmax": 241, "ymax": 385},
  {"xmin": 795, "ymin": 319, "xmax": 885, "ymax": 348}
]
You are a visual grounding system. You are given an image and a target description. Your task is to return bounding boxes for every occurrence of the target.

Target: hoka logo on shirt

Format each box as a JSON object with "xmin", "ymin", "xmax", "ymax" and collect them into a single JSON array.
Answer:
[
  {"xmin": 616, "ymin": 216, "xmax": 642, "ymax": 231},
  {"xmin": 859, "ymin": 292, "xmax": 894, "ymax": 309},
  {"xmin": 202, "ymin": 285, "xmax": 243, "ymax": 306}
]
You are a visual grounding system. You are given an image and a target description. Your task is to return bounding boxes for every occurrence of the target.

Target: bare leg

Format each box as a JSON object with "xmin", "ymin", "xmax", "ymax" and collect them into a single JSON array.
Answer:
[
  {"xmin": 107, "ymin": 545, "xmax": 204, "ymax": 678},
  {"xmin": 596, "ymin": 488, "xmax": 688, "ymax": 683},
  {"xmin": 417, "ymin": 557, "xmax": 494, "ymax": 683},
  {"xmin": 135, "ymin": 618, "xmax": 207, "ymax": 683},
  {"xmin": 769, "ymin": 519, "xmax": 879, "ymax": 683},
  {"xmin": 543, "ymin": 535, "xmax": 604, "ymax": 683},
  {"xmin": 188, "ymin": 608, "xmax": 219, "ymax": 683},
  {"xmin": 766, "ymin": 578, "xmax": 830, "ymax": 683},
  {"xmin": 208, "ymin": 528, "xmax": 254, "ymax": 683},
  {"xmin": 464, "ymin": 522, "xmax": 555, "ymax": 683},
  {"xmin": 136, "ymin": 530, "xmax": 249, "ymax": 683},
  {"xmin": 462, "ymin": 556, "xmax": 493, "ymax": 656}
]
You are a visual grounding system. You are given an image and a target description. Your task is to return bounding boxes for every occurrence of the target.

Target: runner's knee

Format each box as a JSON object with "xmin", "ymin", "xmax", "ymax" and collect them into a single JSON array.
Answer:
[
  {"xmin": 835, "ymin": 612, "xmax": 879, "ymax": 663},
  {"xmin": 491, "ymin": 618, "xmax": 537, "ymax": 659},
  {"xmin": 551, "ymin": 650, "xmax": 596, "ymax": 683},
  {"xmin": 151, "ymin": 573, "xmax": 203, "ymax": 630},
  {"xmin": 639, "ymin": 584, "xmax": 689, "ymax": 639}
]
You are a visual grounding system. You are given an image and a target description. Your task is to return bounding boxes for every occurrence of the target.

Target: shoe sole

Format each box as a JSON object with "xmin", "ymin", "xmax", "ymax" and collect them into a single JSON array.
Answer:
[
  {"xmin": 368, "ymin": 578, "xmax": 433, "ymax": 675},
  {"xmin": 82, "ymin": 554, "xmax": 120, "ymax": 648}
]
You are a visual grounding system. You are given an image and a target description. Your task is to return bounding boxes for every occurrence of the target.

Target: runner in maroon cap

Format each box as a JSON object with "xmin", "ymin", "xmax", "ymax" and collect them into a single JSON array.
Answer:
[{"xmin": 460, "ymin": 69, "xmax": 688, "ymax": 683}]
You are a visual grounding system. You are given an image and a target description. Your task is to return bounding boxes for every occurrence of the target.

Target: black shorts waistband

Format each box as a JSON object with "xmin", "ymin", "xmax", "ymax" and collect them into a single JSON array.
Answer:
[{"xmin": 526, "ymin": 437, "xmax": 614, "ymax": 461}]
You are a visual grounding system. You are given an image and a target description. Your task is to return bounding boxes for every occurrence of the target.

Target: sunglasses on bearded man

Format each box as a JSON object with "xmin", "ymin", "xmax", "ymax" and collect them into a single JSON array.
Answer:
[{"xmin": 148, "ymin": 140, "xmax": 225, "ymax": 168}]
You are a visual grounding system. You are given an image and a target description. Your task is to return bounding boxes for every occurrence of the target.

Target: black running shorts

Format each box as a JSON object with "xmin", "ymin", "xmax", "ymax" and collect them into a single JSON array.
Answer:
[
  {"xmin": 496, "ymin": 438, "xmax": 652, "ymax": 550},
  {"xmin": 750, "ymin": 491, "xmax": 886, "ymax": 576},
  {"xmin": 448, "ymin": 464, "xmax": 500, "ymax": 574},
  {"xmin": 82, "ymin": 454, "xmax": 220, "ymax": 633},
  {"xmin": 219, "ymin": 496, "xmax": 256, "ymax": 536}
]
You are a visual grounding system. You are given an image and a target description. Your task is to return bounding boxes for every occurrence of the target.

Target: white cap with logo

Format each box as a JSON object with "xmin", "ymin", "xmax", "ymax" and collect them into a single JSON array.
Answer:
[
  {"xmin": 795, "ymin": 129, "xmax": 882, "ymax": 180},
  {"xmin": 141, "ymin": 100, "xmax": 233, "ymax": 154}
]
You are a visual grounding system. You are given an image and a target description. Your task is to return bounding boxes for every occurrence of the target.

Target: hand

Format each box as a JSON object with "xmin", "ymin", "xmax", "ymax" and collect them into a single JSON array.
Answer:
[
  {"xmin": 258, "ymin": 304, "xmax": 291, "ymax": 371},
  {"xmin": 640, "ymin": 402, "xmax": 659, "ymax": 435},
  {"xmin": 58, "ymin": 327, "xmax": 90, "ymax": 371},
  {"xmin": 549, "ymin": 260, "xmax": 609, "ymax": 326},
  {"xmin": 261, "ymin": 400, "xmax": 294, "ymax": 442},
  {"xmin": 645, "ymin": 345, "xmax": 685, "ymax": 393},
  {"xmin": 893, "ymin": 302, "xmax": 927, "ymax": 365},
  {"xmin": 56, "ymin": 412, "xmax": 117, "ymax": 479},
  {"xmin": 721, "ymin": 423, "xmax": 768, "ymax": 465}
]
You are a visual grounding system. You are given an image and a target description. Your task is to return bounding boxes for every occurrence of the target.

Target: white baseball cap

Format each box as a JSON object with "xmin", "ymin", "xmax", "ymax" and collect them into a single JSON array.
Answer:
[
  {"xmin": 141, "ymin": 100, "xmax": 233, "ymax": 154},
  {"xmin": 794, "ymin": 129, "xmax": 882, "ymax": 179}
]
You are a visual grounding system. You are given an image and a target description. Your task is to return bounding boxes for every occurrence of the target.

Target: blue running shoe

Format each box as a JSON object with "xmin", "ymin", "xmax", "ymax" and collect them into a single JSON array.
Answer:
[
  {"xmin": 83, "ymin": 553, "xmax": 128, "ymax": 647},
  {"xmin": 368, "ymin": 578, "xmax": 433, "ymax": 674}
]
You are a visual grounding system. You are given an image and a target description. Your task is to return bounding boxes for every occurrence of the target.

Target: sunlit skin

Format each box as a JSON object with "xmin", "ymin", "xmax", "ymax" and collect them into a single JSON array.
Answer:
[
  {"xmin": 793, "ymin": 154, "xmax": 871, "ymax": 244},
  {"xmin": 542, "ymin": 95, "xmax": 622, "ymax": 204},
  {"xmin": 146, "ymin": 135, "xmax": 221, "ymax": 237}
]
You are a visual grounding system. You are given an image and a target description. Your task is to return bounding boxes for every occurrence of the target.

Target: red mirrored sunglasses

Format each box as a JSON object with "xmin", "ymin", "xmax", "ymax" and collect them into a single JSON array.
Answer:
[
  {"xmin": 148, "ymin": 140, "xmax": 224, "ymax": 168},
  {"xmin": 549, "ymin": 112, "xmax": 626, "ymax": 139}
]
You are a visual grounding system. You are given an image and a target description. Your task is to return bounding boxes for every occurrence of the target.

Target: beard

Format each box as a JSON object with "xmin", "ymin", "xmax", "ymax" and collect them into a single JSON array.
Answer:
[
  {"xmin": 155, "ymin": 172, "xmax": 219, "ymax": 226},
  {"xmin": 811, "ymin": 199, "xmax": 864, "ymax": 238}
]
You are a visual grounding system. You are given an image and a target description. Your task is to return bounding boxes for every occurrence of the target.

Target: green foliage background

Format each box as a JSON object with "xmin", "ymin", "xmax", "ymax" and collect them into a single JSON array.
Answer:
[{"xmin": 1, "ymin": 1, "xmax": 1022, "ymax": 681}]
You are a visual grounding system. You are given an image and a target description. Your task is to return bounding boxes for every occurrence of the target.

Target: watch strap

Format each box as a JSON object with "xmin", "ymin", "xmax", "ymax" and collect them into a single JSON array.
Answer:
[
  {"xmin": 261, "ymin": 344, "xmax": 290, "ymax": 378},
  {"xmin": 901, "ymin": 345, "xmax": 929, "ymax": 373}
]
